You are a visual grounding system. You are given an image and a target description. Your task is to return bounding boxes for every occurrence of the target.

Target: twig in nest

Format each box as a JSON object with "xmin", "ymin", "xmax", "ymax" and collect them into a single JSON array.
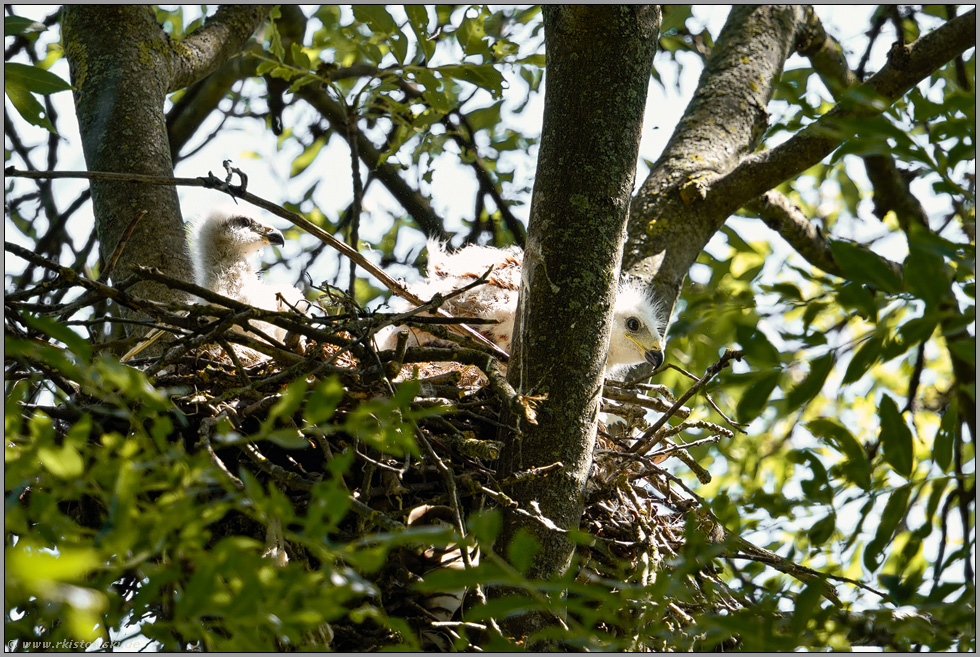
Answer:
[
  {"xmin": 242, "ymin": 442, "xmax": 319, "ymax": 492},
  {"xmin": 663, "ymin": 362, "xmax": 747, "ymax": 434},
  {"xmin": 197, "ymin": 415, "xmax": 245, "ymax": 490},
  {"xmin": 627, "ymin": 349, "xmax": 743, "ymax": 456},
  {"xmin": 346, "ymin": 495, "xmax": 406, "ymax": 532},
  {"xmin": 497, "ymin": 461, "xmax": 563, "ymax": 488},
  {"xmin": 413, "ymin": 427, "xmax": 488, "ymax": 606},
  {"xmin": 602, "ymin": 384, "xmax": 691, "ymax": 418},
  {"xmin": 217, "ymin": 337, "xmax": 251, "ymax": 385}
]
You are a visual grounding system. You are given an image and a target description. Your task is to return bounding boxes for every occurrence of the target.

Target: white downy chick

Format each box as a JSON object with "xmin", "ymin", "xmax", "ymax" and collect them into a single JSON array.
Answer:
[
  {"xmin": 190, "ymin": 205, "xmax": 307, "ymax": 345},
  {"xmin": 381, "ymin": 239, "xmax": 666, "ymax": 373}
]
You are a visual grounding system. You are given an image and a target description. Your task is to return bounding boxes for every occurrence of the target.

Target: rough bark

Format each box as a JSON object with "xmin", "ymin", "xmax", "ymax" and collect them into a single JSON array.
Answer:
[
  {"xmin": 625, "ymin": 6, "xmax": 806, "ymax": 316},
  {"xmin": 707, "ymin": 9, "xmax": 975, "ymax": 219},
  {"xmin": 623, "ymin": 6, "xmax": 975, "ymax": 318},
  {"xmin": 493, "ymin": 5, "xmax": 661, "ymax": 640},
  {"xmin": 62, "ymin": 5, "xmax": 271, "ymax": 323}
]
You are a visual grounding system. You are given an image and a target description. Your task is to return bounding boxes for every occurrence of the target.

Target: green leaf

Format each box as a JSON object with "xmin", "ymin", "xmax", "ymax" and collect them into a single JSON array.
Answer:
[
  {"xmin": 305, "ymin": 376, "xmax": 346, "ymax": 425},
  {"xmin": 4, "ymin": 76, "xmax": 56, "ymax": 132},
  {"xmin": 5, "ymin": 61, "xmax": 72, "ymax": 94},
  {"xmin": 766, "ymin": 282, "xmax": 803, "ymax": 302},
  {"xmin": 389, "ymin": 31, "xmax": 409, "ymax": 65},
  {"xmin": 404, "ymin": 5, "xmax": 434, "ymax": 62},
  {"xmin": 904, "ymin": 242, "xmax": 949, "ymax": 308},
  {"xmin": 788, "ymin": 579, "xmax": 826, "ymax": 635},
  {"xmin": 256, "ymin": 59, "xmax": 278, "ymax": 76},
  {"xmin": 468, "ymin": 509, "xmax": 502, "ymax": 547},
  {"xmin": 5, "ymin": 16, "xmax": 47, "ymax": 37},
  {"xmin": 660, "ymin": 5, "xmax": 693, "ymax": 33},
  {"xmin": 266, "ymin": 379, "xmax": 308, "ymax": 426},
  {"xmin": 439, "ymin": 64, "xmax": 505, "ymax": 98},
  {"xmin": 864, "ymin": 485, "xmax": 912, "ymax": 572},
  {"xmin": 794, "ymin": 450, "xmax": 834, "ymax": 505},
  {"xmin": 413, "ymin": 68, "xmax": 453, "ymax": 114},
  {"xmin": 836, "ymin": 281, "xmax": 878, "ymax": 320},
  {"xmin": 842, "ymin": 333, "xmax": 884, "ymax": 385},
  {"xmin": 898, "ymin": 313, "xmax": 940, "ymax": 345},
  {"xmin": 801, "ymin": 300, "xmax": 829, "ymax": 329},
  {"xmin": 807, "ymin": 512, "xmax": 837, "ymax": 547},
  {"xmin": 9, "ymin": 542, "xmax": 102, "ymax": 584},
  {"xmin": 289, "ymin": 42, "xmax": 311, "ymax": 71},
  {"xmin": 735, "ymin": 370, "xmax": 780, "ymax": 423},
  {"xmin": 735, "ymin": 325, "xmax": 780, "ymax": 367},
  {"xmin": 290, "ymin": 136, "xmax": 326, "ymax": 178},
  {"xmin": 507, "ymin": 529, "xmax": 540, "ymax": 576},
  {"xmin": 806, "ymin": 418, "xmax": 871, "ymax": 490},
  {"xmin": 467, "ymin": 100, "xmax": 503, "ymax": 132},
  {"xmin": 267, "ymin": 8, "xmax": 285, "ymax": 61},
  {"xmin": 947, "ymin": 336, "xmax": 976, "ymax": 368},
  {"xmin": 830, "ymin": 240, "xmax": 902, "ymax": 294},
  {"xmin": 38, "ymin": 442, "xmax": 85, "ymax": 480},
  {"xmin": 785, "ymin": 353, "xmax": 834, "ymax": 412},
  {"xmin": 21, "ymin": 313, "xmax": 93, "ymax": 362},
  {"xmin": 265, "ymin": 429, "xmax": 311, "ymax": 450},
  {"xmin": 878, "ymin": 394, "xmax": 914, "ymax": 479},
  {"xmin": 456, "ymin": 15, "xmax": 492, "ymax": 58},
  {"xmin": 353, "ymin": 5, "xmax": 398, "ymax": 35}
]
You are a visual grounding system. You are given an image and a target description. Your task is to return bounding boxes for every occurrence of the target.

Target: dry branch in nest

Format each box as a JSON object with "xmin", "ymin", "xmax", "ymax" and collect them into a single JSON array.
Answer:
[{"xmin": 4, "ymin": 222, "xmax": 840, "ymax": 650}]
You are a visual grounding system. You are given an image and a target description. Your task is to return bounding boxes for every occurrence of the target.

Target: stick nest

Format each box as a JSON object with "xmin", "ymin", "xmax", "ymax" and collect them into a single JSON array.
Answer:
[{"xmin": 6, "ymin": 259, "xmax": 776, "ymax": 651}]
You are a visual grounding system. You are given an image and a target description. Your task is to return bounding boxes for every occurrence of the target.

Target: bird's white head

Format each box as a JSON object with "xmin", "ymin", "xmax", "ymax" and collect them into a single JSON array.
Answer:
[
  {"xmin": 608, "ymin": 279, "xmax": 666, "ymax": 372},
  {"xmin": 191, "ymin": 205, "xmax": 284, "ymax": 274}
]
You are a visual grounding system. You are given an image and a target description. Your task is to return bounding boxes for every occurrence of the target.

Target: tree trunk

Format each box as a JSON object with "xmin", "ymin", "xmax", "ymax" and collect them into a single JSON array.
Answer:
[
  {"xmin": 493, "ymin": 5, "xmax": 660, "ymax": 640},
  {"xmin": 62, "ymin": 5, "xmax": 271, "ymax": 329}
]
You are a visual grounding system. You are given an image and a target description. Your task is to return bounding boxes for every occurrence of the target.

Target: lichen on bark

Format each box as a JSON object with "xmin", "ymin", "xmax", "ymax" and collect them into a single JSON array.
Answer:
[{"xmin": 492, "ymin": 5, "xmax": 661, "ymax": 642}]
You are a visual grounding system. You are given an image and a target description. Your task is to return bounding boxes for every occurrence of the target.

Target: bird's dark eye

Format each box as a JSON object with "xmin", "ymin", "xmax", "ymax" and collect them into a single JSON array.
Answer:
[
  {"xmin": 231, "ymin": 216, "xmax": 251, "ymax": 228},
  {"xmin": 626, "ymin": 317, "xmax": 641, "ymax": 332}
]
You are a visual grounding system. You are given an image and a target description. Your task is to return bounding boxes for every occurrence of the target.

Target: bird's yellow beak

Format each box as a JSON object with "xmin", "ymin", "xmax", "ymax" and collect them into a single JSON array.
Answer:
[{"xmin": 627, "ymin": 335, "xmax": 664, "ymax": 369}]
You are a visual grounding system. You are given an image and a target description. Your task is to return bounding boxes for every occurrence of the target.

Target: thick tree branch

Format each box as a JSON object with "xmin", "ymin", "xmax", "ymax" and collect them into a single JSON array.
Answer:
[
  {"xmin": 63, "ymin": 6, "xmax": 192, "ymax": 314},
  {"xmin": 61, "ymin": 5, "xmax": 272, "ymax": 346},
  {"xmin": 795, "ymin": 7, "xmax": 860, "ymax": 94},
  {"xmin": 796, "ymin": 10, "xmax": 930, "ymax": 232},
  {"xmin": 167, "ymin": 5, "xmax": 272, "ymax": 91},
  {"xmin": 708, "ymin": 9, "xmax": 975, "ymax": 213},
  {"xmin": 862, "ymin": 155, "xmax": 931, "ymax": 229},
  {"xmin": 795, "ymin": 11, "xmax": 975, "ymax": 446},
  {"xmin": 746, "ymin": 191, "xmax": 842, "ymax": 277},
  {"xmin": 625, "ymin": 6, "xmax": 806, "ymax": 314}
]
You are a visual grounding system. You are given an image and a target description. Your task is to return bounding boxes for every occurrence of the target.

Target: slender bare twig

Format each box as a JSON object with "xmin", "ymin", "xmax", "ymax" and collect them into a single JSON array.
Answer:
[
  {"xmin": 101, "ymin": 210, "xmax": 147, "ymax": 283},
  {"xmin": 627, "ymin": 349, "xmax": 744, "ymax": 456}
]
